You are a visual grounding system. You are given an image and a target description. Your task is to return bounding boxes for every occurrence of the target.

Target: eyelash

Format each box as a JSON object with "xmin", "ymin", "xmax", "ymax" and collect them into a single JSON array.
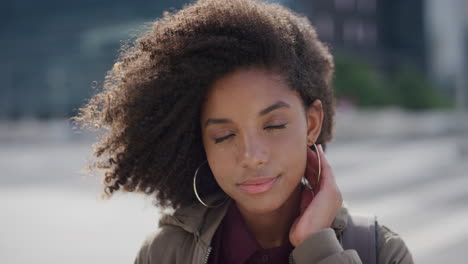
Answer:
[{"xmin": 214, "ymin": 124, "xmax": 287, "ymax": 144}]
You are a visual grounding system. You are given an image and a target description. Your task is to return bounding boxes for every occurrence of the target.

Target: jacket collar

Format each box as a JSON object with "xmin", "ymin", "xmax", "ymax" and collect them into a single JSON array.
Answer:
[
  {"xmin": 159, "ymin": 193, "xmax": 350, "ymax": 245},
  {"xmin": 159, "ymin": 193, "xmax": 231, "ymax": 246}
]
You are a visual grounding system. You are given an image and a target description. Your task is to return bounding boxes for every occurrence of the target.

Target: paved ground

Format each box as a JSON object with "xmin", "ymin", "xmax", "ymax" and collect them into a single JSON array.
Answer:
[{"xmin": 1, "ymin": 118, "xmax": 467, "ymax": 263}]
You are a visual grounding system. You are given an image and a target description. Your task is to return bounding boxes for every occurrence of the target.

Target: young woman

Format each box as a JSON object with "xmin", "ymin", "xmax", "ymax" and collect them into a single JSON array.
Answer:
[{"xmin": 73, "ymin": 0, "xmax": 414, "ymax": 263}]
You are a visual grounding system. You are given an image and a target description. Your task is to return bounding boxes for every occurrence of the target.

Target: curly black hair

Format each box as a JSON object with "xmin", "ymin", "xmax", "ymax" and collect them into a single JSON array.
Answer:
[{"xmin": 72, "ymin": 0, "xmax": 335, "ymax": 209}]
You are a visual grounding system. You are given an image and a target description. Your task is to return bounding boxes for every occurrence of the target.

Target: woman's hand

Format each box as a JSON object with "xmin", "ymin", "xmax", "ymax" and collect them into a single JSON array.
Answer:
[{"xmin": 289, "ymin": 144, "xmax": 343, "ymax": 247}]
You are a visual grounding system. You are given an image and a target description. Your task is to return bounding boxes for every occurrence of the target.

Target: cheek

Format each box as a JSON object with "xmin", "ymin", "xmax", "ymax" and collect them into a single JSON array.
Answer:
[
  {"xmin": 271, "ymin": 127, "xmax": 306, "ymax": 150},
  {"xmin": 270, "ymin": 126, "xmax": 308, "ymax": 179},
  {"xmin": 205, "ymin": 150, "xmax": 236, "ymax": 193},
  {"xmin": 269, "ymin": 113, "xmax": 308, "ymax": 147}
]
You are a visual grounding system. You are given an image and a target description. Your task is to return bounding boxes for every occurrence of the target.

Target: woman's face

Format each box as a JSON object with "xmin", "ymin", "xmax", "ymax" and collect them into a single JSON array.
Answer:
[{"xmin": 200, "ymin": 67, "xmax": 323, "ymax": 214}]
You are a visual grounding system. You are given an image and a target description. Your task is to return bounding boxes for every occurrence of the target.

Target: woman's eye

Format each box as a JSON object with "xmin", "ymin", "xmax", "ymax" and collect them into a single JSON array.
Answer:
[
  {"xmin": 214, "ymin": 134, "xmax": 234, "ymax": 144},
  {"xmin": 214, "ymin": 124, "xmax": 287, "ymax": 144},
  {"xmin": 265, "ymin": 124, "xmax": 287, "ymax": 130}
]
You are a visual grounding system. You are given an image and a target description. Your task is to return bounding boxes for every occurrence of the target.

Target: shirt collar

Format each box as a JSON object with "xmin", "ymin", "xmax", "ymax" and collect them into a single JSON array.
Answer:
[
  {"xmin": 160, "ymin": 193, "xmax": 350, "ymax": 244},
  {"xmin": 221, "ymin": 202, "xmax": 260, "ymax": 263}
]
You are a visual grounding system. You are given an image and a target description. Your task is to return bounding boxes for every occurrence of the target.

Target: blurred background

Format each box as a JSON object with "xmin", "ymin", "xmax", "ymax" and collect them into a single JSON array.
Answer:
[{"xmin": 1, "ymin": 0, "xmax": 467, "ymax": 263}]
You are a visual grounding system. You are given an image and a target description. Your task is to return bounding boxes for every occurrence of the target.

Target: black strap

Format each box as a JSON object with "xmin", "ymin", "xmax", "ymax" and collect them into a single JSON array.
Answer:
[{"xmin": 341, "ymin": 213, "xmax": 378, "ymax": 264}]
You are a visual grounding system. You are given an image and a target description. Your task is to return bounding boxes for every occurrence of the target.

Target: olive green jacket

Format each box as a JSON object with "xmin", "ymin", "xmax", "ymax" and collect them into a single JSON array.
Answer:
[{"xmin": 134, "ymin": 195, "xmax": 414, "ymax": 264}]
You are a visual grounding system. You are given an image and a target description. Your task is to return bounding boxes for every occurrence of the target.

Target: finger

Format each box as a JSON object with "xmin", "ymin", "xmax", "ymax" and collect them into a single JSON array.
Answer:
[
  {"xmin": 316, "ymin": 144, "xmax": 336, "ymax": 187},
  {"xmin": 300, "ymin": 186, "xmax": 313, "ymax": 214},
  {"xmin": 317, "ymin": 144, "xmax": 330, "ymax": 172},
  {"xmin": 305, "ymin": 147, "xmax": 319, "ymax": 176},
  {"xmin": 305, "ymin": 147, "xmax": 320, "ymax": 189},
  {"xmin": 317, "ymin": 145, "xmax": 344, "ymax": 209}
]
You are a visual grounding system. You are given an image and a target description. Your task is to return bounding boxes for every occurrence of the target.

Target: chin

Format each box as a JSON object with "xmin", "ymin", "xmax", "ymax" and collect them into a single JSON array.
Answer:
[{"xmin": 235, "ymin": 189, "xmax": 292, "ymax": 215}]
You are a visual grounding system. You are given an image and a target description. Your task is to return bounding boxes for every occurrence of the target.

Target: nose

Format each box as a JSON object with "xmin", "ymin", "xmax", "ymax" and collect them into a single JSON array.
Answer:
[{"xmin": 239, "ymin": 132, "xmax": 269, "ymax": 169}]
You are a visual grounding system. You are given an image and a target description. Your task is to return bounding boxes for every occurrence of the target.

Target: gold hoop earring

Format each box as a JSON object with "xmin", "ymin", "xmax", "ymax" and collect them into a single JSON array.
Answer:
[
  {"xmin": 301, "ymin": 143, "xmax": 321, "ymax": 195},
  {"xmin": 193, "ymin": 160, "xmax": 228, "ymax": 208}
]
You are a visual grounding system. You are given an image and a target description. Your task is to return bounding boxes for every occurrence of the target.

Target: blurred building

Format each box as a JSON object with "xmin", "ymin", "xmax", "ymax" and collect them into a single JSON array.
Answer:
[
  {"xmin": 1, "ymin": 0, "xmax": 467, "ymax": 119},
  {"xmin": 425, "ymin": 0, "xmax": 468, "ymax": 110},
  {"xmin": 299, "ymin": 0, "xmax": 425, "ymax": 68},
  {"xmin": 297, "ymin": 0, "xmax": 468, "ymax": 103},
  {"xmin": 0, "ymin": 0, "xmax": 187, "ymax": 120}
]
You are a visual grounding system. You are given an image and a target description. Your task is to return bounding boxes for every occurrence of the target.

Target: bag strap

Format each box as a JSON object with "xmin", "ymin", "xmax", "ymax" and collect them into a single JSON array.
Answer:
[{"xmin": 341, "ymin": 213, "xmax": 379, "ymax": 264}]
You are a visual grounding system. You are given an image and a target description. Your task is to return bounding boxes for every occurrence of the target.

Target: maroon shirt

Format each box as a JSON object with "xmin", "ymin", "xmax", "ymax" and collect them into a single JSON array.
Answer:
[{"xmin": 208, "ymin": 202, "xmax": 294, "ymax": 264}]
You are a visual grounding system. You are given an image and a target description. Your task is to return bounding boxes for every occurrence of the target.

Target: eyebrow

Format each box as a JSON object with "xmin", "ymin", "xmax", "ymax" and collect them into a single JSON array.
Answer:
[{"xmin": 204, "ymin": 100, "xmax": 290, "ymax": 128}]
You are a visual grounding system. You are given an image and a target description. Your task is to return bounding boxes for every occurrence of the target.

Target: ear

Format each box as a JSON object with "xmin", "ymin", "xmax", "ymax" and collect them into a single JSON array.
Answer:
[{"xmin": 306, "ymin": 99, "xmax": 324, "ymax": 147}]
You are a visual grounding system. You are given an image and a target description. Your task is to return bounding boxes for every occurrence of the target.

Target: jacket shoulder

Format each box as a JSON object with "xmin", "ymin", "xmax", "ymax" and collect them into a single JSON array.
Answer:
[
  {"xmin": 134, "ymin": 225, "xmax": 192, "ymax": 264},
  {"xmin": 377, "ymin": 224, "xmax": 414, "ymax": 264}
]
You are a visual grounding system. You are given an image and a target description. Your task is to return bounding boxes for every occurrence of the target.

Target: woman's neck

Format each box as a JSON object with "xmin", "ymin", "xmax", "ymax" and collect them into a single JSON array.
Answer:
[{"xmin": 236, "ymin": 184, "xmax": 302, "ymax": 249}]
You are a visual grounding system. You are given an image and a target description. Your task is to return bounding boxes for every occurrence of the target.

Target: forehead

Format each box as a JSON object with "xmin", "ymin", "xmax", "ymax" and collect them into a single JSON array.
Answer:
[{"xmin": 202, "ymin": 67, "xmax": 300, "ymax": 115}]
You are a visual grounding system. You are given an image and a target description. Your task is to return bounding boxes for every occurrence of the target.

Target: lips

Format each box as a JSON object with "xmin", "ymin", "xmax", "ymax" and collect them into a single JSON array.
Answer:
[{"xmin": 238, "ymin": 176, "xmax": 279, "ymax": 194}]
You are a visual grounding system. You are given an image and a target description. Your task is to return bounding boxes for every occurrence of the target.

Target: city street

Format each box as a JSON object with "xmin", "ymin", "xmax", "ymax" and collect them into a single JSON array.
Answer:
[
  {"xmin": 1, "ymin": 122, "xmax": 467, "ymax": 263},
  {"xmin": 2, "ymin": 0, "xmax": 468, "ymax": 262}
]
